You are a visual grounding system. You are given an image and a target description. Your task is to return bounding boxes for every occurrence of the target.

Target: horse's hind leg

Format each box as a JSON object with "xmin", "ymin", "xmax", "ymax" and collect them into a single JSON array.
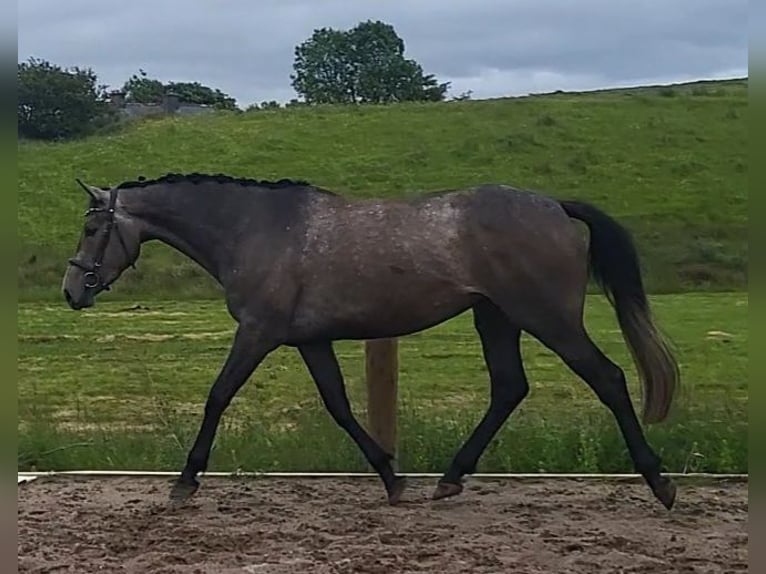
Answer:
[
  {"xmin": 433, "ymin": 299, "xmax": 528, "ymax": 500},
  {"xmin": 532, "ymin": 321, "xmax": 676, "ymax": 509}
]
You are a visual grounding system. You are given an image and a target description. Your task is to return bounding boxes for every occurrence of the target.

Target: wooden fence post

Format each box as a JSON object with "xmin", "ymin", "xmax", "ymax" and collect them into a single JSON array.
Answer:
[{"xmin": 365, "ymin": 338, "xmax": 399, "ymax": 470}]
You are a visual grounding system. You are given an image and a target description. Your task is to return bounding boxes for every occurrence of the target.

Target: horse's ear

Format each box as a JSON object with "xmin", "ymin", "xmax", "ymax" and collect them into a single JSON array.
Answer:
[{"xmin": 75, "ymin": 179, "xmax": 108, "ymax": 203}]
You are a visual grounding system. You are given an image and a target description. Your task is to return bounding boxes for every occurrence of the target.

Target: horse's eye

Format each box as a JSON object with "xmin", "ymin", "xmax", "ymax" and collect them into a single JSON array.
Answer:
[{"xmin": 84, "ymin": 226, "xmax": 98, "ymax": 237}]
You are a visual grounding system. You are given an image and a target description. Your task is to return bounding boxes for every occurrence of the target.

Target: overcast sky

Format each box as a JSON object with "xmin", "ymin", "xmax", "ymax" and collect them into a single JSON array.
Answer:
[{"xmin": 18, "ymin": 0, "xmax": 747, "ymax": 107}]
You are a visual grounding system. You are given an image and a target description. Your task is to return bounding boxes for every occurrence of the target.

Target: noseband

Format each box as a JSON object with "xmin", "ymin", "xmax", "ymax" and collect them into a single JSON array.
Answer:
[{"xmin": 68, "ymin": 187, "xmax": 136, "ymax": 291}]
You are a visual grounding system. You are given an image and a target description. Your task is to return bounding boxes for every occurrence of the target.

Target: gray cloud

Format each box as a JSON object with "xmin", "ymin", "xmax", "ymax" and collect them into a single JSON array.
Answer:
[{"xmin": 18, "ymin": 0, "xmax": 747, "ymax": 106}]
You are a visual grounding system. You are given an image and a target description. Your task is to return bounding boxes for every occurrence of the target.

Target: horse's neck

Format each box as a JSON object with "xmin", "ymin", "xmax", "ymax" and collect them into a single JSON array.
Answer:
[{"xmin": 128, "ymin": 188, "xmax": 230, "ymax": 282}]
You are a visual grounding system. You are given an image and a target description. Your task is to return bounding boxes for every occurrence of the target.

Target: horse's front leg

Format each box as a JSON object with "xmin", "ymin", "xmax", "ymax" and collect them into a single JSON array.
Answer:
[
  {"xmin": 170, "ymin": 324, "xmax": 278, "ymax": 501},
  {"xmin": 298, "ymin": 341, "xmax": 406, "ymax": 505}
]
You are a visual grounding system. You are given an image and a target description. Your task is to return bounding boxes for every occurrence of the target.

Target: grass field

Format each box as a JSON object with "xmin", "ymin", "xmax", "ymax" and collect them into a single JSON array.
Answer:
[
  {"xmin": 17, "ymin": 79, "xmax": 749, "ymax": 476},
  {"xmin": 18, "ymin": 292, "xmax": 747, "ymax": 474},
  {"xmin": 18, "ymin": 78, "xmax": 747, "ymax": 300}
]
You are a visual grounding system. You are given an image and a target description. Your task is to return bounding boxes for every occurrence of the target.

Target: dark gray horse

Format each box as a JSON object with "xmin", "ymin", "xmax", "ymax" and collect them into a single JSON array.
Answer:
[{"xmin": 62, "ymin": 173, "xmax": 679, "ymax": 509}]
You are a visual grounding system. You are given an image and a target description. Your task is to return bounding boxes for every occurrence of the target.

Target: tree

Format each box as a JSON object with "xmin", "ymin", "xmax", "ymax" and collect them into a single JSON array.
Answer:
[
  {"xmin": 121, "ymin": 70, "xmax": 164, "ymax": 103},
  {"xmin": 291, "ymin": 20, "xmax": 450, "ymax": 104},
  {"xmin": 245, "ymin": 100, "xmax": 281, "ymax": 112},
  {"xmin": 121, "ymin": 70, "xmax": 238, "ymax": 110},
  {"xmin": 17, "ymin": 58, "xmax": 115, "ymax": 140}
]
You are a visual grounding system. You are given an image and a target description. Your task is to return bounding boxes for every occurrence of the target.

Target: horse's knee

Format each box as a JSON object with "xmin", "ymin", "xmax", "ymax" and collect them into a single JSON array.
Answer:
[
  {"xmin": 205, "ymin": 387, "xmax": 234, "ymax": 414},
  {"xmin": 492, "ymin": 379, "xmax": 529, "ymax": 411}
]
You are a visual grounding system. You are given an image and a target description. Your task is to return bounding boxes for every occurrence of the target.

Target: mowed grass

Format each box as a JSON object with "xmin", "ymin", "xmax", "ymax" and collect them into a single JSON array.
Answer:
[
  {"xmin": 18, "ymin": 292, "xmax": 747, "ymax": 474},
  {"xmin": 18, "ymin": 79, "xmax": 747, "ymax": 299}
]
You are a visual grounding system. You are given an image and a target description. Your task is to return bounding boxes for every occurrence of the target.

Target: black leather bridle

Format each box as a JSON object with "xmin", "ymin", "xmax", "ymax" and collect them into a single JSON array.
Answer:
[{"xmin": 68, "ymin": 184, "xmax": 135, "ymax": 291}]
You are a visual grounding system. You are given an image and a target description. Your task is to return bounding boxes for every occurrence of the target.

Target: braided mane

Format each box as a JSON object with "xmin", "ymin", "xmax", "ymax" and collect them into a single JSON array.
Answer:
[{"xmin": 115, "ymin": 172, "xmax": 314, "ymax": 190}]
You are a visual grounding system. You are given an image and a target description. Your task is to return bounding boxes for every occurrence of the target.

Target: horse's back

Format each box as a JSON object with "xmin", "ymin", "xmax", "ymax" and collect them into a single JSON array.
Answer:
[{"xmin": 301, "ymin": 183, "xmax": 582, "ymax": 278}]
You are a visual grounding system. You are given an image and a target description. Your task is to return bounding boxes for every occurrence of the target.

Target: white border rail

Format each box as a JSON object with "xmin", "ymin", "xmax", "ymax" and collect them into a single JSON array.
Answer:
[{"xmin": 18, "ymin": 470, "xmax": 748, "ymax": 480}]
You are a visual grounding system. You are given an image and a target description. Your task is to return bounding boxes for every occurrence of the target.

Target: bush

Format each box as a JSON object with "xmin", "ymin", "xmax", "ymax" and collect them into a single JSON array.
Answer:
[{"xmin": 18, "ymin": 58, "xmax": 117, "ymax": 141}]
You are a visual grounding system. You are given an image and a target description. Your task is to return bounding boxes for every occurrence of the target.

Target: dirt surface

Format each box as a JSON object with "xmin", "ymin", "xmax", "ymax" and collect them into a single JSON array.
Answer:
[{"xmin": 18, "ymin": 476, "xmax": 747, "ymax": 573}]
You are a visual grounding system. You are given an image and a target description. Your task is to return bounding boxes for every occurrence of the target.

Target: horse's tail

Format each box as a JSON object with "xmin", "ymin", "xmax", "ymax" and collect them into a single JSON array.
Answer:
[{"xmin": 559, "ymin": 200, "xmax": 679, "ymax": 423}]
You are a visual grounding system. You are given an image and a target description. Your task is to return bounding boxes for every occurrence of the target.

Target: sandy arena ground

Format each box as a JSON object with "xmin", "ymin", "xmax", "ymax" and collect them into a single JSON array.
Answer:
[{"xmin": 18, "ymin": 476, "xmax": 747, "ymax": 573}]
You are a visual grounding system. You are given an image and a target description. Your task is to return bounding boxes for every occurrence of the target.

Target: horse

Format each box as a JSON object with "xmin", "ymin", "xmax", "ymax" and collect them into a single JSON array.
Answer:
[{"xmin": 61, "ymin": 172, "xmax": 679, "ymax": 509}]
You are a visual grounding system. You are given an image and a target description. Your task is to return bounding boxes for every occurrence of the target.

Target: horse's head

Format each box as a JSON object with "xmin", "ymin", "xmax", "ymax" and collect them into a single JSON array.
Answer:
[{"xmin": 62, "ymin": 180, "xmax": 142, "ymax": 310}]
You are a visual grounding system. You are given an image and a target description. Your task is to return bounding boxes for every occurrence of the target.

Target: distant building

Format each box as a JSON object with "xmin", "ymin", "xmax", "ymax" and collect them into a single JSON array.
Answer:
[{"xmin": 107, "ymin": 90, "xmax": 217, "ymax": 119}]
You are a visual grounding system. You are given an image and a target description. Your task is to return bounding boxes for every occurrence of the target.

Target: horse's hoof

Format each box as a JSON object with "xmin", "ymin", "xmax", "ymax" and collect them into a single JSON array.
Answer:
[
  {"xmin": 653, "ymin": 476, "xmax": 677, "ymax": 510},
  {"xmin": 169, "ymin": 477, "xmax": 199, "ymax": 503},
  {"xmin": 387, "ymin": 477, "xmax": 407, "ymax": 506},
  {"xmin": 432, "ymin": 480, "xmax": 463, "ymax": 500}
]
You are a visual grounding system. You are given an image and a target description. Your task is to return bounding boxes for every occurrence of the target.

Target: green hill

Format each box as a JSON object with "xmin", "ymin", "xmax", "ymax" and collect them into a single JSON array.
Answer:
[{"xmin": 18, "ymin": 78, "xmax": 747, "ymax": 300}]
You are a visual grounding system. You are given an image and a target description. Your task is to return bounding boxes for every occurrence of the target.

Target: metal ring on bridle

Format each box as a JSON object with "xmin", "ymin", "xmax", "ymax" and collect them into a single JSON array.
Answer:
[{"xmin": 82, "ymin": 271, "xmax": 99, "ymax": 289}]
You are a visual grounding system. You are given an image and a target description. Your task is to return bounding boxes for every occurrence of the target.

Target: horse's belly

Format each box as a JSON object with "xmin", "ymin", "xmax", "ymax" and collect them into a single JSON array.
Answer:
[{"xmin": 286, "ymin": 279, "xmax": 479, "ymax": 343}]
